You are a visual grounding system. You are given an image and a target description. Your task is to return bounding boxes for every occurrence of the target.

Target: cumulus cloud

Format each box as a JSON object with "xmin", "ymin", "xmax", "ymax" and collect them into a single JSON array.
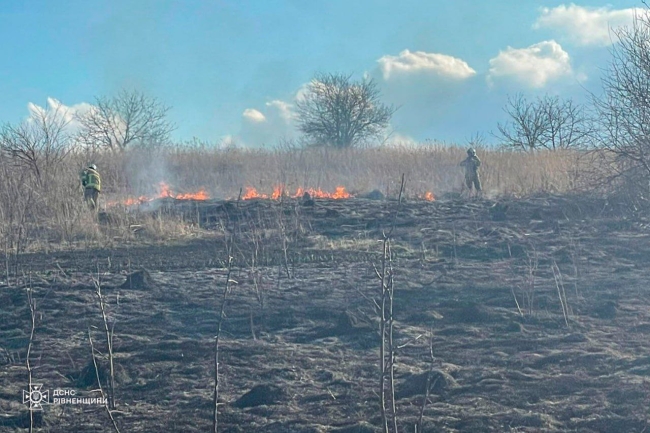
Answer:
[
  {"xmin": 265, "ymin": 100, "xmax": 294, "ymax": 122},
  {"xmin": 242, "ymin": 108, "xmax": 266, "ymax": 123},
  {"xmin": 26, "ymin": 97, "xmax": 94, "ymax": 133},
  {"xmin": 236, "ymin": 49, "xmax": 476, "ymax": 146},
  {"xmin": 487, "ymin": 40, "xmax": 573, "ymax": 88},
  {"xmin": 371, "ymin": 49, "xmax": 477, "ymax": 138},
  {"xmin": 534, "ymin": 4, "xmax": 641, "ymax": 46},
  {"xmin": 237, "ymin": 99, "xmax": 296, "ymax": 146},
  {"xmin": 377, "ymin": 49, "xmax": 476, "ymax": 80},
  {"xmin": 21, "ymin": 98, "xmax": 101, "ymax": 150}
]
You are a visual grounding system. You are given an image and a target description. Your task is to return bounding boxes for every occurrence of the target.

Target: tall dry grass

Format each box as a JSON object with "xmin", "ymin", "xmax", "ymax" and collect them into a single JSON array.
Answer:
[
  {"xmin": 0, "ymin": 142, "xmax": 599, "ymax": 257},
  {"xmin": 160, "ymin": 143, "xmax": 587, "ymax": 199}
]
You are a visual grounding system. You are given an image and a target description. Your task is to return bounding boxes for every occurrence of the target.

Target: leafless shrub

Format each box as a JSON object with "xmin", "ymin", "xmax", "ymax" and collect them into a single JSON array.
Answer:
[
  {"xmin": 373, "ymin": 174, "xmax": 405, "ymax": 433},
  {"xmin": 0, "ymin": 101, "xmax": 73, "ymax": 188},
  {"xmin": 496, "ymin": 93, "xmax": 593, "ymax": 152},
  {"xmin": 591, "ymin": 5, "xmax": 650, "ymax": 202}
]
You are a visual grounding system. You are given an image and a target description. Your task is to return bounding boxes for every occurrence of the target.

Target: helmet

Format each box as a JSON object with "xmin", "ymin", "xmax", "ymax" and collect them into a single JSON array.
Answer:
[
  {"xmin": 467, "ymin": 148, "xmax": 476, "ymax": 156},
  {"xmin": 89, "ymin": 164, "xmax": 97, "ymax": 170}
]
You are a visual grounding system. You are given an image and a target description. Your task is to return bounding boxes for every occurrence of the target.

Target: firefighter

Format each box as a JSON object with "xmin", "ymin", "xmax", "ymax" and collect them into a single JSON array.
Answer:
[
  {"xmin": 80, "ymin": 164, "xmax": 101, "ymax": 210},
  {"xmin": 460, "ymin": 148, "xmax": 482, "ymax": 195}
]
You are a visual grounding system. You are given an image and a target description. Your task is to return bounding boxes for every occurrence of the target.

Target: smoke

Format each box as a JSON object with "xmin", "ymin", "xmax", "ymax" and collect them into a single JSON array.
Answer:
[{"xmin": 121, "ymin": 148, "xmax": 172, "ymax": 196}]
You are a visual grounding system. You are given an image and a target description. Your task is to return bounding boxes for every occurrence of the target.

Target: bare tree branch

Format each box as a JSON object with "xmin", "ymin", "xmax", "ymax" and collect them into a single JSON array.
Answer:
[
  {"xmin": 0, "ymin": 103, "xmax": 73, "ymax": 187},
  {"xmin": 76, "ymin": 89, "xmax": 175, "ymax": 151},
  {"xmin": 591, "ymin": 7, "xmax": 650, "ymax": 197},
  {"xmin": 495, "ymin": 93, "xmax": 592, "ymax": 151}
]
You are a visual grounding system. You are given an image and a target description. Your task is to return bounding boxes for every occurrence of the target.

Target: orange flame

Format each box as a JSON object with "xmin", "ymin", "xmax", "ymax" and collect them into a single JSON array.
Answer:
[
  {"xmin": 242, "ymin": 187, "xmax": 268, "ymax": 200},
  {"xmin": 423, "ymin": 191, "xmax": 435, "ymax": 201},
  {"xmin": 241, "ymin": 185, "xmax": 353, "ymax": 200},
  {"xmin": 111, "ymin": 182, "xmax": 210, "ymax": 206}
]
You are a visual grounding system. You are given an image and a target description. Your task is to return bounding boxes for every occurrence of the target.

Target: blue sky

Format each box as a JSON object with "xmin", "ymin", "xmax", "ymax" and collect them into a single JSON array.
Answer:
[{"xmin": 0, "ymin": 0, "xmax": 642, "ymax": 146}]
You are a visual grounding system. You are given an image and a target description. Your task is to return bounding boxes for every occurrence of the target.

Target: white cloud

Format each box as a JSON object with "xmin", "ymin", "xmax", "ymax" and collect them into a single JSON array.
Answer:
[
  {"xmin": 265, "ymin": 100, "xmax": 294, "ymax": 122},
  {"xmin": 371, "ymin": 50, "xmax": 477, "ymax": 138},
  {"xmin": 236, "ymin": 49, "xmax": 474, "ymax": 146},
  {"xmin": 24, "ymin": 98, "xmax": 100, "ymax": 149},
  {"xmin": 487, "ymin": 40, "xmax": 573, "ymax": 88},
  {"xmin": 534, "ymin": 4, "xmax": 641, "ymax": 47},
  {"xmin": 242, "ymin": 108, "xmax": 266, "ymax": 123},
  {"xmin": 26, "ymin": 97, "xmax": 93, "ymax": 133},
  {"xmin": 377, "ymin": 49, "xmax": 476, "ymax": 80},
  {"xmin": 237, "ymin": 99, "xmax": 296, "ymax": 146}
]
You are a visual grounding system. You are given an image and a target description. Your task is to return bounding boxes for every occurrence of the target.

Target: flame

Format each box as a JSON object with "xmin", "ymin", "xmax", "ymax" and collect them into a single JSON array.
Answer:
[
  {"xmin": 271, "ymin": 185, "xmax": 284, "ymax": 200},
  {"xmin": 300, "ymin": 186, "xmax": 352, "ymax": 199},
  {"xmin": 241, "ymin": 185, "xmax": 352, "ymax": 200},
  {"xmin": 242, "ymin": 187, "xmax": 268, "ymax": 200},
  {"xmin": 174, "ymin": 190, "xmax": 209, "ymax": 200},
  {"xmin": 111, "ymin": 182, "xmax": 434, "ymax": 206},
  {"xmin": 110, "ymin": 182, "xmax": 210, "ymax": 207}
]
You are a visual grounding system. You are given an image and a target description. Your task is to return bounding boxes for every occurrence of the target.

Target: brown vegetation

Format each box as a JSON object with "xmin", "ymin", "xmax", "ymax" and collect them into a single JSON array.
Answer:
[{"xmin": 0, "ymin": 143, "xmax": 594, "ymax": 256}]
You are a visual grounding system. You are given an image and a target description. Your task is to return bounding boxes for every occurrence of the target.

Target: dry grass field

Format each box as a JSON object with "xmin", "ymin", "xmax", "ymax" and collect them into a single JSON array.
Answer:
[
  {"xmin": 4, "ymin": 144, "xmax": 649, "ymax": 433},
  {"xmin": 0, "ymin": 144, "xmax": 592, "ymax": 252}
]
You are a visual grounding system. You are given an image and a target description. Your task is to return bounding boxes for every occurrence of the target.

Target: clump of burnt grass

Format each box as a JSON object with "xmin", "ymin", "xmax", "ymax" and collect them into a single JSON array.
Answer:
[{"xmin": 0, "ymin": 142, "xmax": 595, "ymax": 257}]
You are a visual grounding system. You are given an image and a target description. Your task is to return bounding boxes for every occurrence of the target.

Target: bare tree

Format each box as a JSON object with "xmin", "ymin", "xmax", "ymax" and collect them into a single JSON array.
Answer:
[
  {"xmin": 496, "ymin": 93, "xmax": 592, "ymax": 151},
  {"xmin": 76, "ymin": 89, "xmax": 175, "ymax": 151},
  {"xmin": 0, "ymin": 102, "xmax": 73, "ymax": 187},
  {"xmin": 591, "ymin": 6, "xmax": 650, "ymax": 193},
  {"xmin": 296, "ymin": 73, "xmax": 396, "ymax": 148}
]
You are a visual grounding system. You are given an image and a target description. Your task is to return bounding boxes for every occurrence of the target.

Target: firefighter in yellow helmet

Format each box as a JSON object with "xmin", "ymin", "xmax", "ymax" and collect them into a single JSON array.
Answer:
[
  {"xmin": 80, "ymin": 164, "xmax": 101, "ymax": 210},
  {"xmin": 460, "ymin": 148, "xmax": 482, "ymax": 195}
]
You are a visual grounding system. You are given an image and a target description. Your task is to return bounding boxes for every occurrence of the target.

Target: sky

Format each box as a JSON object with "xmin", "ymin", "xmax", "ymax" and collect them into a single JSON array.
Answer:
[{"xmin": 0, "ymin": 0, "xmax": 643, "ymax": 147}]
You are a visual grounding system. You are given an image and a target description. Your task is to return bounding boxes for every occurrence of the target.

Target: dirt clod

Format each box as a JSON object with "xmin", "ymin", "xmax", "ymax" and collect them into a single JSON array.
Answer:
[
  {"xmin": 591, "ymin": 300, "xmax": 618, "ymax": 319},
  {"xmin": 362, "ymin": 190, "xmax": 384, "ymax": 200},
  {"xmin": 233, "ymin": 384, "xmax": 286, "ymax": 408},
  {"xmin": 336, "ymin": 310, "xmax": 373, "ymax": 335},
  {"xmin": 120, "ymin": 268, "xmax": 154, "ymax": 290},
  {"xmin": 74, "ymin": 357, "xmax": 108, "ymax": 389},
  {"xmin": 396, "ymin": 369, "xmax": 458, "ymax": 398}
]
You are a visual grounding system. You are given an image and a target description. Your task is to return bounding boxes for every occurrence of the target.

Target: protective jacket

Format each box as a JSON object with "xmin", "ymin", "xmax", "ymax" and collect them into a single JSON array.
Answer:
[
  {"xmin": 81, "ymin": 168, "xmax": 101, "ymax": 192},
  {"xmin": 460, "ymin": 155, "xmax": 481, "ymax": 173}
]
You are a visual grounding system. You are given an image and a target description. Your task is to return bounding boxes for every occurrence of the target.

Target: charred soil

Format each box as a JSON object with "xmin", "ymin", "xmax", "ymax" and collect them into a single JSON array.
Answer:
[{"xmin": 2, "ymin": 194, "xmax": 650, "ymax": 432}]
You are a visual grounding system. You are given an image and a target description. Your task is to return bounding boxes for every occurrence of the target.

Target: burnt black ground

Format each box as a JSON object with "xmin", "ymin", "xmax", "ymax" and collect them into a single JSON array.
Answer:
[{"xmin": 2, "ymin": 195, "xmax": 650, "ymax": 432}]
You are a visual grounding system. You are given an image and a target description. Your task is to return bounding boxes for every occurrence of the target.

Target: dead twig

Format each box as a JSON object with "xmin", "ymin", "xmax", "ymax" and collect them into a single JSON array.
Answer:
[
  {"xmin": 552, "ymin": 260, "xmax": 571, "ymax": 328},
  {"xmin": 25, "ymin": 276, "xmax": 36, "ymax": 433},
  {"xmin": 87, "ymin": 329, "xmax": 120, "ymax": 433},
  {"xmin": 213, "ymin": 254, "xmax": 236, "ymax": 433},
  {"xmin": 92, "ymin": 268, "xmax": 116, "ymax": 410},
  {"xmin": 378, "ymin": 173, "xmax": 405, "ymax": 433},
  {"xmin": 415, "ymin": 330, "xmax": 436, "ymax": 433}
]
